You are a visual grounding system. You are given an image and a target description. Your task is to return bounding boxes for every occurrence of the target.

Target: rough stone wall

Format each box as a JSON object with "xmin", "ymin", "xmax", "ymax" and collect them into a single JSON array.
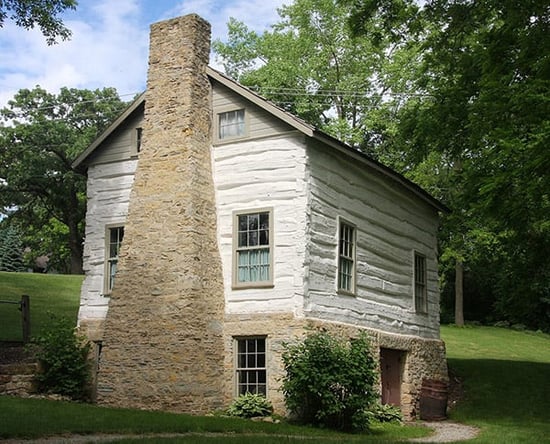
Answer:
[
  {"xmin": 0, "ymin": 363, "xmax": 38, "ymax": 396},
  {"xmin": 223, "ymin": 314, "xmax": 447, "ymax": 420},
  {"xmin": 95, "ymin": 15, "xmax": 226, "ymax": 414}
]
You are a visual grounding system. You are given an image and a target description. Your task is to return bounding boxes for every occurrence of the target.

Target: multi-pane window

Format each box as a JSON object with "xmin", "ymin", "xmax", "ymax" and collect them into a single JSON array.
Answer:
[
  {"xmin": 234, "ymin": 210, "xmax": 272, "ymax": 286},
  {"xmin": 136, "ymin": 127, "xmax": 143, "ymax": 153},
  {"xmin": 219, "ymin": 109, "xmax": 245, "ymax": 140},
  {"xmin": 236, "ymin": 337, "xmax": 267, "ymax": 396},
  {"xmin": 414, "ymin": 252, "xmax": 427, "ymax": 313},
  {"xmin": 106, "ymin": 226, "xmax": 124, "ymax": 294},
  {"xmin": 338, "ymin": 221, "xmax": 356, "ymax": 293}
]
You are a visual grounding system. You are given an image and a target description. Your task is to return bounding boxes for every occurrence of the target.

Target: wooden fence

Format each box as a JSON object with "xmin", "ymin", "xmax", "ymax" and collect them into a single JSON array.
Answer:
[{"xmin": 0, "ymin": 295, "xmax": 30, "ymax": 342}]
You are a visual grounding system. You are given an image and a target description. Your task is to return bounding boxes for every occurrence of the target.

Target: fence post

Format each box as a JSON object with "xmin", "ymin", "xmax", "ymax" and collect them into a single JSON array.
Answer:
[{"xmin": 21, "ymin": 295, "xmax": 30, "ymax": 343}]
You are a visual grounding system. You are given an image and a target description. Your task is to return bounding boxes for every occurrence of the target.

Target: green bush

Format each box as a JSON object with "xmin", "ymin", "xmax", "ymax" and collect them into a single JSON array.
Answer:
[
  {"xmin": 281, "ymin": 330, "xmax": 378, "ymax": 432},
  {"xmin": 32, "ymin": 315, "xmax": 91, "ymax": 400},
  {"xmin": 226, "ymin": 393, "xmax": 273, "ymax": 418},
  {"xmin": 366, "ymin": 402, "xmax": 403, "ymax": 423}
]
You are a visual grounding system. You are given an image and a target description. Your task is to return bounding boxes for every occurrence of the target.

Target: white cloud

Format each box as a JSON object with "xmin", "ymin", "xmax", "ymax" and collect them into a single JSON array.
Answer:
[{"xmin": 0, "ymin": 0, "xmax": 286, "ymax": 108}]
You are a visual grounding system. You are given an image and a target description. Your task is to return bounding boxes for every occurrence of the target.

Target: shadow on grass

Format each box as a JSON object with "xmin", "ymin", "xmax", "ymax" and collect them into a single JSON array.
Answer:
[{"xmin": 448, "ymin": 358, "xmax": 550, "ymax": 440}]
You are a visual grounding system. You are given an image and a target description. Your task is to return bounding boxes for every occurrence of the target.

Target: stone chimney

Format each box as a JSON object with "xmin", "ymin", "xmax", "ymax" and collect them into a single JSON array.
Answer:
[{"xmin": 96, "ymin": 14, "xmax": 225, "ymax": 413}]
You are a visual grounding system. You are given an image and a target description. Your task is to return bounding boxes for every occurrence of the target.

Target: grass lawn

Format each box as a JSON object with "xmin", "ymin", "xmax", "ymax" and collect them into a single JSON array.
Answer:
[
  {"xmin": 442, "ymin": 325, "xmax": 550, "ymax": 443},
  {"xmin": 0, "ymin": 396, "xmax": 428, "ymax": 442},
  {"xmin": 1, "ymin": 272, "xmax": 549, "ymax": 442},
  {"xmin": 0, "ymin": 271, "xmax": 83, "ymax": 341}
]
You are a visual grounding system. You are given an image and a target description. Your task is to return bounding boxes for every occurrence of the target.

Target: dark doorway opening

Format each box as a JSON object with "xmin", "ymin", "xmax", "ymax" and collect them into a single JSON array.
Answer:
[{"xmin": 380, "ymin": 348, "xmax": 405, "ymax": 406}]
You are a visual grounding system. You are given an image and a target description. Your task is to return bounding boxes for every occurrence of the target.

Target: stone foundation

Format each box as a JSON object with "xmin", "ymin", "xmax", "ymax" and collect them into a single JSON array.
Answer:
[
  {"xmin": 0, "ymin": 363, "xmax": 39, "ymax": 396},
  {"xmin": 223, "ymin": 314, "xmax": 448, "ymax": 420}
]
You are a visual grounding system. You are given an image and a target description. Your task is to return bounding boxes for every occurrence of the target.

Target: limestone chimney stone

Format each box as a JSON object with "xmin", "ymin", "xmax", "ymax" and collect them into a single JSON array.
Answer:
[{"xmin": 95, "ymin": 14, "xmax": 225, "ymax": 414}]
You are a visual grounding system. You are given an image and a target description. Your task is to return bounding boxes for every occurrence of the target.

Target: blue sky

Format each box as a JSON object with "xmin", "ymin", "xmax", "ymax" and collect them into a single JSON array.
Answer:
[{"xmin": 0, "ymin": 0, "xmax": 286, "ymax": 107}]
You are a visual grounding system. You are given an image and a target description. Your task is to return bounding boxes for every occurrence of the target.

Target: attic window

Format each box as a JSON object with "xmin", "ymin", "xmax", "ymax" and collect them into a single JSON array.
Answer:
[
  {"xmin": 136, "ymin": 127, "xmax": 142, "ymax": 152},
  {"xmin": 131, "ymin": 127, "xmax": 142, "ymax": 156},
  {"xmin": 219, "ymin": 109, "xmax": 245, "ymax": 140}
]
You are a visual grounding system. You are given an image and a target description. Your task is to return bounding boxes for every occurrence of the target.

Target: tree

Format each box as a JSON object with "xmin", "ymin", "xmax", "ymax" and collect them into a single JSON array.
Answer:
[
  {"xmin": 213, "ymin": 0, "xmax": 422, "ymax": 150},
  {"xmin": 0, "ymin": 0, "xmax": 76, "ymax": 44},
  {"xmin": 0, "ymin": 224, "xmax": 26, "ymax": 272},
  {"xmin": 349, "ymin": 0, "xmax": 550, "ymax": 330},
  {"xmin": 0, "ymin": 87, "xmax": 127, "ymax": 274}
]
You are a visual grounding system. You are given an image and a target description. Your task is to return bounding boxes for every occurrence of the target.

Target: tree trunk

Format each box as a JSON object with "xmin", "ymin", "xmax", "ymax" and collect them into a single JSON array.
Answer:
[
  {"xmin": 65, "ymin": 200, "xmax": 84, "ymax": 274},
  {"xmin": 455, "ymin": 259, "xmax": 464, "ymax": 326}
]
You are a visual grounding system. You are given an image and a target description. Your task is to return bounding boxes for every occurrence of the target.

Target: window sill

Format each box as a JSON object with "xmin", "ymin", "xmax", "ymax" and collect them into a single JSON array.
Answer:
[
  {"xmin": 232, "ymin": 282, "xmax": 274, "ymax": 290},
  {"xmin": 337, "ymin": 289, "xmax": 356, "ymax": 297},
  {"xmin": 213, "ymin": 134, "xmax": 249, "ymax": 146}
]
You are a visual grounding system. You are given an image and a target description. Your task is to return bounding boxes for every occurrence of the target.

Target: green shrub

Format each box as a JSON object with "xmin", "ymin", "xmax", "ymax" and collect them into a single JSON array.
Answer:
[
  {"xmin": 366, "ymin": 402, "xmax": 403, "ymax": 423},
  {"xmin": 227, "ymin": 393, "xmax": 274, "ymax": 418},
  {"xmin": 32, "ymin": 315, "xmax": 91, "ymax": 400},
  {"xmin": 281, "ymin": 330, "xmax": 378, "ymax": 432}
]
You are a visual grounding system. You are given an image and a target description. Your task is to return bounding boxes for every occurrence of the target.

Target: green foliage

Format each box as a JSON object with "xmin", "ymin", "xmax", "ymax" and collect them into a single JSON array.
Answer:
[
  {"xmin": 0, "ymin": 0, "xmax": 77, "ymax": 44},
  {"xmin": 0, "ymin": 86, "xmax": 127, "ymax": 274},
  {"xmin": 346, "ymin": 0, "xmax": 550, "ymax": 331},
  {"xmin": 213, "ymin": 0, "xmax": 420, "ymax": 149},
  {"xmin": 0, "ymin": 224, "xmax": 25, "ymax": 272},
  {"xmin": 33, "ymin": 314, "xmax": 91, "ymax": 400},
  {"xmin": 365, "ymin": 402, "xmax": 403, "ymax": 424},
  {"xmin": 281, "ymin": 330, "xmax": 378, "ymax": 432},
  {"xmin": 226, "ymin": 393, "xmax": 274, "ymax": 418}
]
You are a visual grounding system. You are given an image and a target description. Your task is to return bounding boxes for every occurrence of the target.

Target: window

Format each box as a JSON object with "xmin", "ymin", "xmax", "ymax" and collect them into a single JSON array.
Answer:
[
  {"xmin": 414, "ymin": 252, "xmax": 427, "ymax": 313},
  {"xmin": 235, "ymin": 337, "xmax": 267, "ymax": 396},
  {"xmin": 338, "ymin": 220, "xmax": 356, "ymax": 293},
  {"xmin": 218, "ymin": 109, "xmax": 245, "ymax": 140},
  {"xmin": 105, "ymin": 226, "xmax": 124, "ymax": 294},
  {"xmin": 131, "ymin": 127, "xmax": 142, "ymax": 156},
  {"xmin": 135, "ymin": 127, "xmax": 143, "ymax": 153},
  {"xmin": 233, "ymin": 209, "xmax": 273, "ymax": 287}
]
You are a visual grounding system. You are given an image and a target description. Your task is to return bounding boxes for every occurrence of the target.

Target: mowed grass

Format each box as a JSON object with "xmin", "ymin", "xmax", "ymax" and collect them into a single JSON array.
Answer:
[
  {"xmin": 0, "ymin": 271, "xmax": 83, "ymax": 341},
  {"xmin": 0, "ymin": 396, "xmax": 428, "ymax": 442},
  {"xmin": 441, "ymin": 325, "xmax": 550, "ymax": 443},
  {"xmin": 1, "ymin": 272, "xmax": 549, "ymax": 442}
]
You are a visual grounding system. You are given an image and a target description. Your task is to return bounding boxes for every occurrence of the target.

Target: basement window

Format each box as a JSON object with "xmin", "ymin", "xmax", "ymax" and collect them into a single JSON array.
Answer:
[{"xmin": 235, "ymin": 337, "xmax": 267, "ymax": 396}]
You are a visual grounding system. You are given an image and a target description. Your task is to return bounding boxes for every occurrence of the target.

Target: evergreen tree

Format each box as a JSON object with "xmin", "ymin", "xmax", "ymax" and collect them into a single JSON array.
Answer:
[{"xmin": 0, "ymin": 225, "xmax": 26, "ymax": 272}]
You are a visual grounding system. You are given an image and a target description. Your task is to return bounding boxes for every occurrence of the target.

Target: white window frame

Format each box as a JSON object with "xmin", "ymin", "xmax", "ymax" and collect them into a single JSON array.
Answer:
[
  {"xmin": 215, "ymin": 107, "xmax": 248, "ymax": 143},
  {"xmin": 337, "ymin": 218, "xmax": 356, "ymax": 295},
  {"xmin": 232, "ymin": 208, "xmax": 274, "ymax": 289},
  {"xmin": 104, "ymin": 225, "xmax": 124, "ymax": 296},
  {"xmin": 413, "ymin": 251, "xmax": 428, "ymax": 313},
  {"xmin": 234, "ymin": 336, "xmax": 267, "ymax": 397}
]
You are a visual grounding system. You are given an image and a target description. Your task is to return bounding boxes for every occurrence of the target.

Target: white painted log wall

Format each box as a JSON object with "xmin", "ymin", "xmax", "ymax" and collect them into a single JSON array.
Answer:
[
  {"xmin": 212, "ymin": 133, "xmax": 308, "ymax": 316},
  {"xmin": 77, "ymin": 159, "xmax": 137, "ymax": 323},
  {"xmin": 304, "ymin": 141, "xmax": 441, "ymax": 339}
]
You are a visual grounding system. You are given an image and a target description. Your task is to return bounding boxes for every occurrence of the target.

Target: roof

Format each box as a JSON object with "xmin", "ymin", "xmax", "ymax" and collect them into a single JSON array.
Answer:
[{"xmin": 72, "ymin": 67, "xmax": 449, "ymax": 213}]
